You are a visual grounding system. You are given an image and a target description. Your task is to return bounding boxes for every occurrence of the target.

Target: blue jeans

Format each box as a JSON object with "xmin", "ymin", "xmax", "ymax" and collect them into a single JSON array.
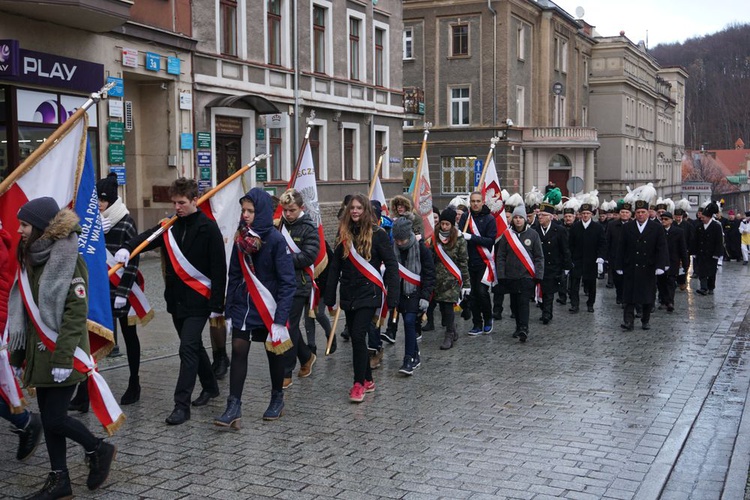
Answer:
[
  {"xmin": 402, "ymin": 312, "xmax": 419, "ymax": 359},
  {"xmin": 0, "ymin": 398, "xmax": 30, "ymax": 429}
]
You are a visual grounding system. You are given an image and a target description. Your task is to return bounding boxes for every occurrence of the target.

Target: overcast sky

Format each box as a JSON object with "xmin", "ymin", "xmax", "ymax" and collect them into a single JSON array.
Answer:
[{"xmin": 553, "ymin": 0, "xmax": 747, "ymax": 47}]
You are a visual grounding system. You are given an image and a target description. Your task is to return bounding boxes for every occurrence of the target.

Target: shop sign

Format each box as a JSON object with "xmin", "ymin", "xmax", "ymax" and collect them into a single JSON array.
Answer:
[
  {"xmin": 122, "ymin": 48, "xmax": 138, "ymax": 68},
  {"xmin": 0, "ymin": 40, "xmax": 103, "ymax": 92}
]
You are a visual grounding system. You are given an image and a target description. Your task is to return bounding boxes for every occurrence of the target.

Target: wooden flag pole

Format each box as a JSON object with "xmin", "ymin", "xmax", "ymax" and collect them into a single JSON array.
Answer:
[
  {"xmin": 463, "ymin": 136, "xmax": 500, "ymax": 233},
  {"xmin": 0, "ymin": 81, "xmax": 115, "ymax": 197},
  {"xmin": 325, "ymin": 307, "xmax": 341, "ymax": 356},
  {"xmin": 411, "ymin": 122, "xmax": 432, "ymax": 207},
  {"xmin": 367, "ymin": 146, "xmax": 388, "ymax": 198},
  {"xmin": 108, "ymin": 154, "xmax": 269, "ymax": 276}
]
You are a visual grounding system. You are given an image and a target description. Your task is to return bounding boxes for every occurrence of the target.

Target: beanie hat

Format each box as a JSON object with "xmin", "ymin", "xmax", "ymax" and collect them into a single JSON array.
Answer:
[
  {"xmin": 370, "ymin": 200, "xmax": 383, "ymax": 219},
  {"xmin": 96, "ymin": 172, "xmax": 119, "ymax": 203},
  {"xmin": 512, "ymin": 204, "xmax": 527, "ymax": 219},
  {"xmin": 17, "ymin": 197, "xmax": 60, "ymax": 231},
  {"xmin": 439, "ymin": 206, "xmax": 457, "ymax": 225},
  {"xmin": 392, "ymin": 217, "xmax": 413, "ymax": 241}
]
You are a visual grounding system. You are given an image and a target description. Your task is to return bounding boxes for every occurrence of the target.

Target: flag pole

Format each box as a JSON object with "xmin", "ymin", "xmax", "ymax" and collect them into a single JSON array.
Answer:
[
  {"xmin": 274, "ymin": 111, "xmax": 316, "ymax": 222},
  {"xmin": 108, "ymin": 153, "xmax": 269, "ymax": 276},
  {"xmin": 0, "ymin": 81, "xmax": 115, "ymax": 197},
  {"xmin": 367, "ymin": 146, "xmax": 388, "ymax": 198},
  {"xmin": 411, "ymin": 122, "xmax": 432, "ymax": 207},
  {"xmin": 463, "ymin": 136, "xmax": 500, "ymax": 233},
  {"xmin": 325, "ymin": 307, "xmax": 341, "ymax": 356}
]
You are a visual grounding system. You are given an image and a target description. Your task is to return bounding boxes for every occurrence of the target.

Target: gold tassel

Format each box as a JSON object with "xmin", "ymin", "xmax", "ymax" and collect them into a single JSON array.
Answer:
[
  {"xmin": 104, "ymin": 414, "xmax": 127, "ymax": 437},
  {"xmin": 127, "ymin": 309, "xmax": 155, "ymax": 327},
  {"xmin": 308, "ymin": 307, "xmax": 317, "ymax": 318},
  {"xmin": 265, "ymin": 338, "xmax": 293, "ymax": 355},
  {"xmin": 209, "ymin": 315, "xmax": 226, "ymax": 329},
  {"xmin": 9, "ymin": 397, "xmax": 28, "ymax": 414}
]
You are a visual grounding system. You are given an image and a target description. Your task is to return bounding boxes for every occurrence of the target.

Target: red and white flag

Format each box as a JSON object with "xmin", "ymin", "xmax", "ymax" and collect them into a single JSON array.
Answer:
[
  {"xmin": 200, "ymin": 173, "xmax": 246, "ymax": 268},
  {"xmin": 413, "ymin": 152, "xmax": 434, "ymax": 241},
  {"xmin": 481, "ymin": 157, "xmax": 508, "ymax": 239},
  {"xmin": 371, "ymin": 176, "xmax": 390, "ymax": 216}
]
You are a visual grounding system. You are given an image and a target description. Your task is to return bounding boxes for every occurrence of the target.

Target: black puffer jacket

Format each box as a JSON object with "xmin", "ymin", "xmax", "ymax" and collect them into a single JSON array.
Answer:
[
  {"xmin": 458, "ymin": 205, "xmax": 497, "ymax": 270},
  {"xmin": 324, "ymin": 225, "xmax": 399, "ymax": 311},
  {"xmin": 280, "ymin": 212, "xmax": 320, "ymax": 298},
  {"xmin": 125, "ymin": 210, "xmax": 226, "ymax": 318}
]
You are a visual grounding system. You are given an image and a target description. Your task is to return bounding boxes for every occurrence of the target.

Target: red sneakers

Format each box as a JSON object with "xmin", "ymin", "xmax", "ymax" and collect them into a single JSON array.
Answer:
[
  {"xmin": 349, "ymin": 382, "xmax": 365, "ymax": 402},
  {"xmin": 364, "ymin": 380, "xmax": 376, "ymax": 393}
]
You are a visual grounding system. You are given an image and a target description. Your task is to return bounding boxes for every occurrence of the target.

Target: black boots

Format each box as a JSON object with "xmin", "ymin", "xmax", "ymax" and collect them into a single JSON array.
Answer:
[
  {"xmin": 120, "ymin": 376, "xmax": 141, "ymax": 405},
  {"xmin": 85, "ymin": 439, "xmax": 116, "ymax": 490},
  {"xmin": 212, "ymin": 349, "xmax": 229, "ymax": 380},
  {"xmin": 263, "ymin": 390, "xmax": 285, "ymax": 421},
  {"xmin": 215, "ymin": 396, "xmax": 242, "ymax": 429},
  {"xmin": 29, "ymin": 470, "xmax": 72, "ymax": 500},
  {"xmin": 12, "ymin": 412, "xmax": 42, "ymax": 461}
]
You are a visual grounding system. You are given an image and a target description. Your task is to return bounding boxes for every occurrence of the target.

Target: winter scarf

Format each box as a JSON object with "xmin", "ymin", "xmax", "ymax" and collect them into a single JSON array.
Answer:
[
  {"xmin": 395, "ymin": 233, "xmax": 420, "ymax": 296},
  {"xmin": 8, "ymin": 217, "xmax": 80, "ymax": 352},
  {"xmin": 101, "ymin": 197, "xmax": 129, "ymax": 232}
]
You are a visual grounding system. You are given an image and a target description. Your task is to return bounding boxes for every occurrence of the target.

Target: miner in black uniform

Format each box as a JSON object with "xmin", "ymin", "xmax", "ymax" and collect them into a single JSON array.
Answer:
[
  {"xmin": 657, "ymin": 212, "xmax": 689, "ymax": 312},
  {"xmin": 606, "ymin": 201, "xmax": 632, "ymax": 305},
  {"xmin": 533, "ymin": 203, "xmax": 571, "ymax": 324},
  {"xmin": 567, "ymin": 203, "xmax": 606, "ymax": 313},
  {"xmin": 673, "ymin": 206, "xmax": 694, "ymax": 291},
  {"xmin": 692, "ymin": 202, "xmax": 725, "ymax": 295}
]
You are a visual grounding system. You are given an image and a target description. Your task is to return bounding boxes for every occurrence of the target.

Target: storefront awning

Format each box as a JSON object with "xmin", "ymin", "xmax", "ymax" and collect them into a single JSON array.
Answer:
[{"xmin": 205, "ymin": 94, "xmax": 280, "ymax": 114}]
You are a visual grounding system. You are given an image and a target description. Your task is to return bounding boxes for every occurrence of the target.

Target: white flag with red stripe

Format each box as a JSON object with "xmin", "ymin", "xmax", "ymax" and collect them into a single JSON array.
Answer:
[
  {"xmin": 413, "ymin": 153, "xmax": 435, "ymax": 241},
  {"xmin": 199, "ymin": 173, "xmax": 246, "ymax": 268},
  {"xmin": 481, "ymin": 157, "xmax": 508, "ymax": 238},
  {"xmin": 371, "ymin": 176, "xmax": 390, "ymax": 216}
]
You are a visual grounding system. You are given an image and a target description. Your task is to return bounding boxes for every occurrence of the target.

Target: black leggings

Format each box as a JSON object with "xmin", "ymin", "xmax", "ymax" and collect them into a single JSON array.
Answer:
[
  {"xmin": 115, "ymin": 315, "xmax": 140, "ymax": 379},
  {"xmin": 229, "ymin": 327, "xmax": 285, "ymax": 399},
  {"xmin": 37, "ymin": 385, "xmax": 99, "ymax": 471}
]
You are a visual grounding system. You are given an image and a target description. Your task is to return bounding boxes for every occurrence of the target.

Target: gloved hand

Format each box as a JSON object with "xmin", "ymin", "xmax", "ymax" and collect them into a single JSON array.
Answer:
[
  {"xmin": 418, "ymin": 299, "xmax": 429, "ymax": 311},
  {"xmin": 328, "ymin": 304, "xmax": 338, "ymax": 315},
  {"xmin": 113, "ymin": 296, "xmax": 128, "ymax": 309},
  {"xmin": 680, "ymin": 268, "xmax": 687, "ymax": 276},
  {"xmin": 209, "ymin": 312, "xmax": 223, "ymax": 319},
  {"xmin": 616, "ymin": 270, "xmax": 624, "ymax": 275},
  {"xmin": 100, "ymin": 216, "xmax": 112, "ymax": 233},
  {"xmin": 713, "ymin": 255, "xmax": 720, "ymax": 260},
  {"xmin": 597, "ymin": 263, "xmax": 604, "ymax": 275},
  {"xmin": 462, "ymin": 232, "xmax": 471, "ymax": 241},
  {"xmin": 655, "ymin": 268, "xmax": 665, "ymax": 276},
  {"xmin": 51, "ymin": 367, "xmax": 73, "ymax": 383},
  {"xmin": 12, "ymin": 366, "xmax": 23, "ymax": 379},
  {"xmin": 461, "ymin": 288, "xmax": 471, "ymax": 299},
  {"xmin": 595, "ymin": 258, "xmax": 604, "ymax": 265},
  {"xmin": 114, "ymin": 248, "xmax": 130, "ymax": 266},
  {"xmin": 564, "ymin": 269, "xmax": 570, "ymax": 276},
  {"xmin": 271, "ymin": 323, "xmax": 289, "ymax": 340}
]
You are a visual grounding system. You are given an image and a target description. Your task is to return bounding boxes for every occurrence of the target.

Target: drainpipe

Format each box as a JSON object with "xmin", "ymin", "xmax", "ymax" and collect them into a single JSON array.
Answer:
[{"xmin": 293, "ymin": 0, "xmax": 300, "ymax": 154}]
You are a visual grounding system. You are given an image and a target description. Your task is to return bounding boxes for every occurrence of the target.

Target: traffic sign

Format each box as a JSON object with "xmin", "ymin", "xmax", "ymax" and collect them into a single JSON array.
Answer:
[{"xmin": 474, "ymin": 159, "xmax": 484, "ymax": 187}]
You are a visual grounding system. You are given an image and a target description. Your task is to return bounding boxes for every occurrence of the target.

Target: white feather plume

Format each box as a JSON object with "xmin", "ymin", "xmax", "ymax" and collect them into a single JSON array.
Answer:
[
  {"xmin": 582, "ymin": 190, "xmax": 600, "ymax": 209},
  {"xmin": 563, "ymin": 197, "xmax": 581, "ymax": 211},
  {"xmin": 675, "ymin": 198, "xmax": 691, "ymax": 212},
  {"xmin": 505, "ymin": 193, "xmax": 524, "ymax": 208},
  {"xmin": 665, "ymin": 198, "xmax": 675, "ymax": 213},
  {"xmin": 448, "ymin": 195, "xmax": 469, "ymax": 208},
  {"xmin": 524, "ymin": 186, "xmax": 544, "ymax": 207},
  {"xmin": 501, "ymin": 189, "xmax": 510, "ymax": 201},
  {"xmin": 631, "ymin": 183, "xmax": 657, "ymax": 206}
]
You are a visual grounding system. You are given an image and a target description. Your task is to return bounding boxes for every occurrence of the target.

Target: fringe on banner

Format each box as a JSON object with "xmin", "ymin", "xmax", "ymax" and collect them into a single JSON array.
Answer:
[
  {"xmin": 104, "ymin": 414, "xmax": 127, "ymax": 437},
  {"xmin": 265, "ymin": 337, "xmax": 293, "ymax": 355},
  {"xmin": 128, "ymin": 309, "xmax": 155, "ymax": 327},
  {"xmin": 209, "ymin": 315, "xmax": 226, "ymax": 329}
]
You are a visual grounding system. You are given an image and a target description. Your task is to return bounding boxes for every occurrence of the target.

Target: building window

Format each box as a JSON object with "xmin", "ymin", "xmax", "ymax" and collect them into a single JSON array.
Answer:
[
  {"xmin": 375, "ymin": 128, "xmax": 388, "ymax": 176},
  {"xmin": 403, "ymin": 27, "xmax": 413, "ymax": 59},
  {"xmin": 375, "ymin": 28, "xmax": 385, "ymax": 86},
  {"xmin": 515, "ymin": 86, "xmax": 525, "ymax": 127},
  {"xmin": 450, "ymin": 87, "xmax": 470, "ymax": 126},
  {"xmin": 268, "ymin": 0, "xmax": 282, "ymax": 66},
  {"xmin": 402, "ymin": 157, "xmax": 418, "ymax": 193},
  {"xmin": 451, "ymin": 24, "xmax": 468, "ymax": 56},
  {"xmin": 517, "ymin": 25, "xmax": 526, "ymax": 61},
  {"xmin": 349, "ymin": 16, "xmax": 361, "ymax": 80},
  {"xmin": 313, "ymin": 5, "xmax": 327, "ymax": 74},
  {"xmin": 270, "ymin": 128, "xmax": 283, "ymax": 180},
  {"xmin": 220, "ymin": 0, "xmax": 237, "ymax": 56},
  {"xmin": 555, "ymin": 37, "xmax": 568, "ymax": 73},
  {"xmin": 403, "ymin": 119, "xmax": 415, "ymax": 128},
  {"xmin": 554, "ymin": 95, "xmax": 566, "ymax": 126},
  {"xmin": 309, "ymin": 125, "xmax": 321, "ymax": 180},
  {"xmin": 441, "ymin": 156, "xmax": 476, "ymax": 194},
  {"xmin": 581, "ymin": 106, "xmax": 588, "ymax": 127},
  {"xmin": 344, "ymin": 128, "xmax": 355, "ymax": 180},
  {"xmin": 583, "ymin": 57, "xmax": 589, "ymax": 86}
]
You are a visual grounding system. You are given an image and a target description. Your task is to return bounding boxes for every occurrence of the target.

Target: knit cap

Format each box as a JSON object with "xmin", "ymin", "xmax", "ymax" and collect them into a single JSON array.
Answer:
[
  {"xmin": 392, "ymin": 217, "xmax": 413, "ymax": 241},
  {"xmin": 17, "ymin": 197, "xmax": 60, "ymax": 231},
  {"xmin": 439, "ymin": 206, "xmax": 457, "ymax": 225},
  {"xmin": 96, "ymin": 172, "xmax": 119, "ymax": 203},
  {"xmin": 512, "ymin": 204, "xmax": 527, "ymax": 219}
]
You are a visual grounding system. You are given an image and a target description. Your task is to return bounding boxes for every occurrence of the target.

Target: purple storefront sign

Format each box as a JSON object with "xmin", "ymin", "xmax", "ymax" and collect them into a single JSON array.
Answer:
[{"xmin": 0, "ymin": 39, "xmax": 103, "ymax": 93}]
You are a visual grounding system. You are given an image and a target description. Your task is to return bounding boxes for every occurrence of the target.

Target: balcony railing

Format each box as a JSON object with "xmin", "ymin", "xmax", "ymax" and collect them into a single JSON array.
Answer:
[
  {"xmin": 522, "ymin": 127, "xmax": 598, "ymax": 143},
  {"xmin": 403, "ymin": 86, "xmax": 425, "ymax": 115}
]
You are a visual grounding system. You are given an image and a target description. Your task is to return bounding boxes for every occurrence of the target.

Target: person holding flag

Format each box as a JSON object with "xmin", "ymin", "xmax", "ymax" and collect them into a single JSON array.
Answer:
[
  {"xmin": 115, "ymin": 178, "xmax": 226, "ymax": 425},
  {"xmin": 432, "ymin": 206, "xmax": 470, "ymax": 350},
  {"xmin": 496, "ymin": 205, "xmax": 544, "ymax": 342},
  {"xmin": 9, "ymin": 197, "xmax": 116, "ymax": 498},
  {"xmin": 277, "ymin": 188, "xmax": 319, "ymax": 388},
  {"xmin": 214, "ymin": 188, "xmax": 296, "ymax": 426},
  {"xmin": 325, "ymin": 194, "xmax": 399, "ymax": 402},
  {"xmin": 458, "ymin": 191, "xmax": 498, "ymax": 335}
]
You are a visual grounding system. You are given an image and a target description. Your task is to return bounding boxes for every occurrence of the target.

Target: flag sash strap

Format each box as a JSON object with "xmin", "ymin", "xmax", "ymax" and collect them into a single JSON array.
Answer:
[
  {"xmin": 0, "ymin": 324, "xmax": 24, "ymax": 412},
  {"xmin": 505, "ymin": 229, "xmax": 542, "ymax": 302},
  {"xmin": 105, "ymin": 251, "xmax": 152, "ymax": 321},
  {"xmin": 280, "ymin": 225, "xmax": 319, "ymax": 310},
  {"xmin": 435, "ymin": 242, "xmax": 463, "ymax": 288},
  {"xmin": 237, "ymin": 248, "xmax": 276, "ymax": 331},
  {"xmin": 164, "ymin": 227, "xmax": 212, "ymax": 299},
  {"xmin": 347, "ymin": 243, "xmax": 388, "ymax": 321},
  {"xmin": 398, "ymin": 263, "xmax": 421, "ymax": 286},
  {"xmin": 17, "ymin": 269, "xmax": 123, "ymax": 433},
  {"xmin": 468, "ymin": 216, "xmax": 497, "ymax": 286}
]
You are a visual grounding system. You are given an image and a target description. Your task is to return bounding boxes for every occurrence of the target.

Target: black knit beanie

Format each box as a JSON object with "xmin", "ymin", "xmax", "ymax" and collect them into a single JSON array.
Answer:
[
  {"xmin": 96, "ymin": 172, "xmax": 119, "ymax": 203},
  {"xmin": 392, "ymin": 217, "xmax": 413, "ymax": 241},
  {"xmin": 17, "ymin": 197, "xmax": 60, "ymax": 231},
  {"xmin": 439, "ymin": 206, "xmax": 457, "ymax": 225}
]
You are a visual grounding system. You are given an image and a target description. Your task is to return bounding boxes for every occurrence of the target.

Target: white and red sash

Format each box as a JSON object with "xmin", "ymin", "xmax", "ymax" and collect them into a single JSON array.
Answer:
[
  {"xmin": 164, "ymin": 227, "xmax": 212, "ymax": 299},
  {"xmin": 398, "ymin": 263, "xmax": 421, "ymax": 287},
  {"xmin": 506, "ymin": 229, "xmax": 541, "ymax": 302},
  {"xmin": 105, "ymin": 251, "xmax": 153, "ymax": 326},
  {"xmin": 17, "ymin": 269, "xmax": 124, "ymax": 435},
  {"xmin": 0, "ymin": 324, "xmax": 25, "ymax": 414},
  {"xmin": 347, "ymin": 242, "xmax": 388, "ymax": 325},
  {"xmin": 280, "ymin": 225, "xmax": 320, "ymax": 312},
  {"xmin": 236, "ymin": 243, "xmax": 292, "ymax": 355},
  {"xmin": 469, "ymin": 216, "xmax": 497, "ymax": 286},
  {"xmin": 436, "ymin": 239, "xmax": 463, "ymax": 289}
]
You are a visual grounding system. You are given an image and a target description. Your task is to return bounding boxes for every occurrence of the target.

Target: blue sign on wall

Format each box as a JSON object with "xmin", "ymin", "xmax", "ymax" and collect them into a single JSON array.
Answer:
[
  {"xmin": 474, "ymin": 159, "xmax": 484, "ymax": 187},
  {"xmin": 106, "ymin": 77, "xmax": 124, "ymax": 97},
  {"xmin": 109, "ymin": 166, "xmax": 126, "ymax": 185},
  {"xmin": 145, "ymin": 52, "xmax": 161, "ymax": 72},
  {"xmin": 180, "ymin": 133, "xmax": 193, "ymax": 150},
  {"xmin": 167, "ymin": 56, "xmax": 181, "ymax": 75}
]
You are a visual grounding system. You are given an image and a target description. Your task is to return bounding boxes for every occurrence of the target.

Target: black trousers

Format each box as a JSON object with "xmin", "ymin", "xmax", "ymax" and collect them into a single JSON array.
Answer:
[
  {"xmin": 624, "ymin": 303, "xmax": 652, "ymax": 326},
  {"xmin": 613, "ymin": 271, "xmax": 624, "ymax": 302},
  {"xmin": 438, "ymin": 301, "xmax": 456, "ymax": 331},
  {"xmin": 469, "ymin": 267, "xmax": 492, "ymax": 328},
  {"xmin": 569, "ymin": 276, "xmax": 596, "ymax": 308},
  {"xmin": 657, "ymin": 274, "xmax": 677, "ymax": 306},
  {"xmin": 508, "ymin": 278, "xmax": 534, "ymax": 331},
  {"xmin": 345, "ymin": 307, "xmax": 376, "ymax": 384},
  {"xmin": 558, "ymin": 274, "xmax": 568, "ymax": 302},
  {"xmin": 172, "ymin": 316, "xmax": 218, "ymax": 410},
  {"xmin": 37, "ymin": 385, "xmax": 99, "ymax": 472},
  {"xmin": 284, "ymin": 295, "xmax": 313, "ymax": 377}
]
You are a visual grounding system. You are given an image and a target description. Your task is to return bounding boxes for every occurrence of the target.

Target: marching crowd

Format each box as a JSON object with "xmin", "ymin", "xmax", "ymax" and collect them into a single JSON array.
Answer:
[{"xmin": 1, "ymin": 175, "xmax": 746, "ymax": 499}]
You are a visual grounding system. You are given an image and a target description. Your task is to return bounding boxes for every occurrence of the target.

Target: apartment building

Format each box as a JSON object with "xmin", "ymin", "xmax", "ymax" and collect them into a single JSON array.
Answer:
[{"xmin": 402, "ymin": 0, "xmax": 599, "ymax": 207}]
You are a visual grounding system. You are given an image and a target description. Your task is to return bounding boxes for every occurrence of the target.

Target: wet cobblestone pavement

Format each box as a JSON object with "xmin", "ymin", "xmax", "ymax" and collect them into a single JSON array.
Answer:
[{"xmin": 2, "ymin": 254, "xmax": 750, "ymax": 499}]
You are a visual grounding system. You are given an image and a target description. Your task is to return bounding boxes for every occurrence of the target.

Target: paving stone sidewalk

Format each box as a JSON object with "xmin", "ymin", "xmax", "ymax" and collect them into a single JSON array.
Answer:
[{"xmin": 2, "ymin": 255, "xmax": 750, "ymax": 499}]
